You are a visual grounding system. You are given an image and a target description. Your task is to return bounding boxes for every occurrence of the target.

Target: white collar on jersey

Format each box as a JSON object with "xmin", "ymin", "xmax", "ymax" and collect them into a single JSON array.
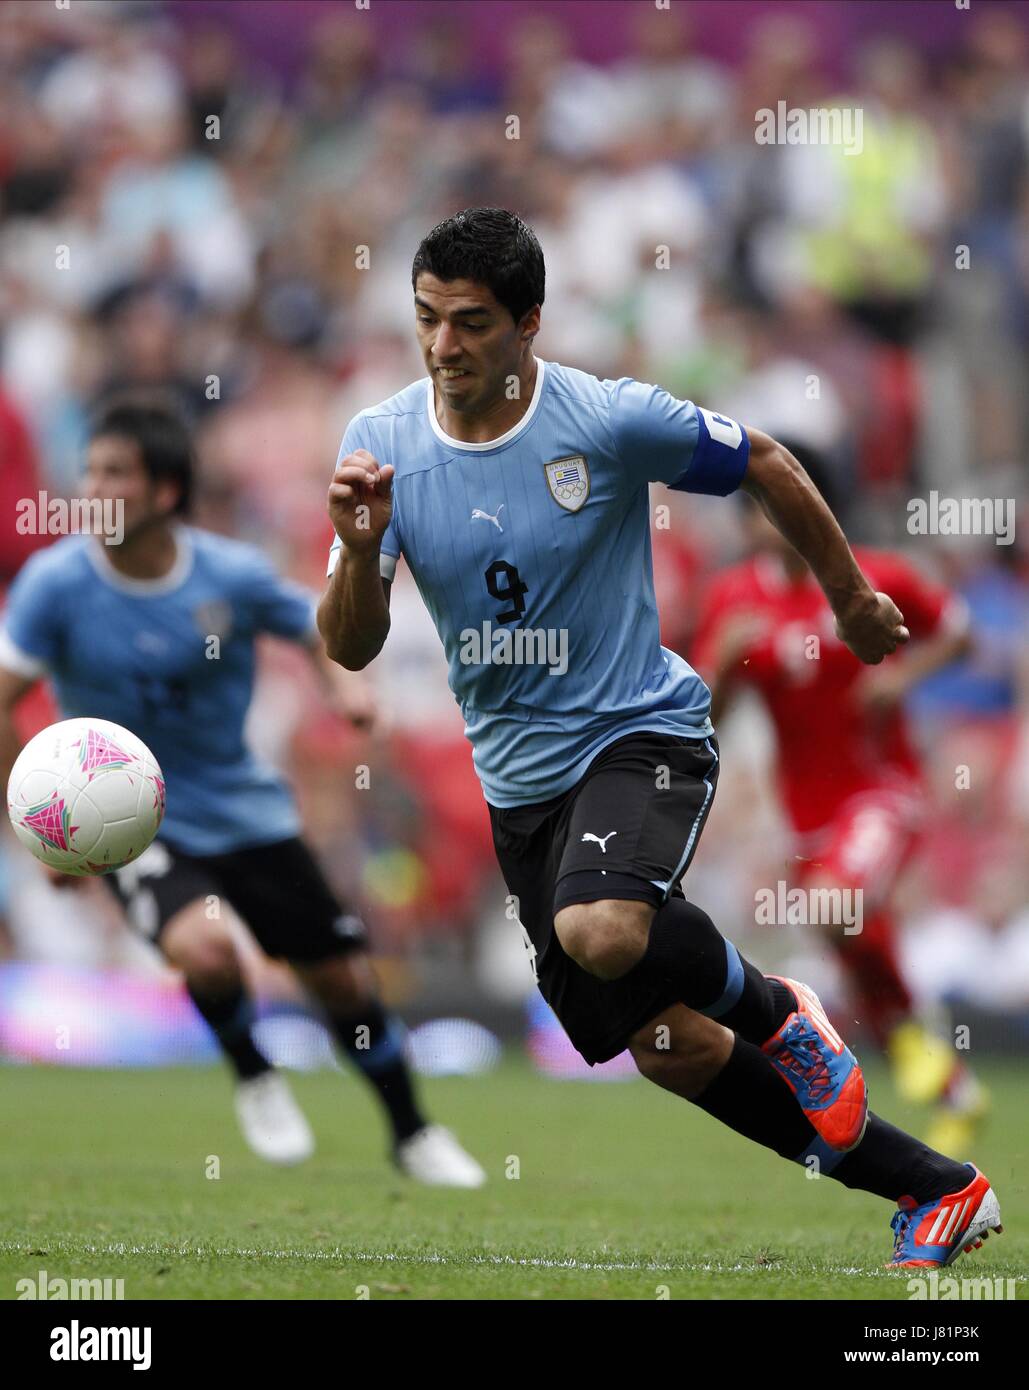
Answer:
[
  {"xmin": 87, "ymin": 523, "xmax": 194, "ymax": 595},
  {"xmin": 425, "ymin": 357, "xmax": 548, "ymax": 452}
]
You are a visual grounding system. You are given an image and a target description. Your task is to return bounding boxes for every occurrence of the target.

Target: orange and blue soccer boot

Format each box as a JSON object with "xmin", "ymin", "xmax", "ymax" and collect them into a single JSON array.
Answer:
[
  {"xmin": 762, "ymin": 975, "xmax": 868, "ymax": 1151},
  {"xmin": 887, "ymin": 1164, "xmax": 1002, "ymax": 1269}
]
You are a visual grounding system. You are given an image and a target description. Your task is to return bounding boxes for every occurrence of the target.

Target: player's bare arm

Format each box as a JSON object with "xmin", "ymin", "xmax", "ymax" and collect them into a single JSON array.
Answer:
[
  {"xmin": 317, "ymin": 448, "xmax": 394, "ymax": 670},
  {"xmin": 741, "ymin": 428, "xmax": 909, "ymax": 665},
  {"xmin": 305, "ymin": 637, "xmax": 378, "ymax": 731},
  {"xmin": 0, "ymin": 665, "xmax": 80, "ymax": 890},
  {"xmin": 0, "ymin": 665, "xmax": 35, "ymax": 796},
  {"xmin": 701, "ymin": 612, "xmax": 770, "ymax": 724}
]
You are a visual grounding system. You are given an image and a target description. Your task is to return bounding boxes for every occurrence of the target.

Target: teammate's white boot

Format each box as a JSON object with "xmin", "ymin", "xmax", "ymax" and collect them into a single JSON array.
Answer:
[
  {"xmin": 394, "ymin": 1125, "xmax": 486, "ymax": 1188},
  {"xmin": 234, "ymin": 1071, "xmax": 315, "ymax": 1165}
]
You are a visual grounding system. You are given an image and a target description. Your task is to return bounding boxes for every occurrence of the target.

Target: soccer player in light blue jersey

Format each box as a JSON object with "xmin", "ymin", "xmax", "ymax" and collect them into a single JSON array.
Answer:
[
  {"xmin": 0, "ymin": 401, "xmax": 484, "ymax": 1187},
  {"xmin": 317, "ymin": 208, "xmax": 1000, "ymax": 1267}
]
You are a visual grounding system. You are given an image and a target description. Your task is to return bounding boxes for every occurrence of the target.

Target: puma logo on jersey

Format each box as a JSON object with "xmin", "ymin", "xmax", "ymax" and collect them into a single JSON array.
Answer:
[
  {"xmin": 581, "ymin": 830, "xmax": 617, "ymax": 853},
  {"xmin": 471, "ymin": 504, "xmax": 505, "ymax": 532}
]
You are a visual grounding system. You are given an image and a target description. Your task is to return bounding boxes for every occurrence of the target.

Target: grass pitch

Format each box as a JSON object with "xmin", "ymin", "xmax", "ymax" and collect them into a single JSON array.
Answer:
[{"xmin": 1, "ymin": 1057, "xmax": 1025, "ymax": 1300}]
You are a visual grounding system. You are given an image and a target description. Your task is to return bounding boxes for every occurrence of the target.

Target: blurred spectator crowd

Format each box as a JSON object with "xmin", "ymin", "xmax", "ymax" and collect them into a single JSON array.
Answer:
[{"xmin": 1, "ymin": 0, "xmax": 1027, "ymax": 1020}]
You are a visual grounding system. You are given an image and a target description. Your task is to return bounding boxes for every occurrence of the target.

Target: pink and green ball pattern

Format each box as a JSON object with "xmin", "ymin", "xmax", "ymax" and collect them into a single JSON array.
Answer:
[{"xmin": 7, "ymin": 717, "xmax": 165, "ymax": 877}]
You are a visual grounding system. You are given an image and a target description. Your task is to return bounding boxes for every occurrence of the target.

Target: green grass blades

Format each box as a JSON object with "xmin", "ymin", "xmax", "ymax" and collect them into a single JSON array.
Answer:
[{"xmin": 1, "ymin": 1057, "xmax": 1025, "ymax": 1300}]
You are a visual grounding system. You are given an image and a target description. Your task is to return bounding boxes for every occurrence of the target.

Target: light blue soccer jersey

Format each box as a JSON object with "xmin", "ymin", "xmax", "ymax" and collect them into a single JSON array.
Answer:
[
  {"xmin": 327, "ymin": 359, "xmax": 749, "ymax": 806},
  {"xmin": 0, "ymin": 528, "xmax": 318, "ymax": 855}
]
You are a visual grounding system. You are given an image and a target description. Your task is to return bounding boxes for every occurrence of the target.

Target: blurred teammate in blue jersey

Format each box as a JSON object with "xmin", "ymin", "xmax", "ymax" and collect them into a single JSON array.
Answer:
[
  {"xmin": 317, "ymin": 208, "xmax": 1001, "ymax": 1268},
  {"xmin": 0, "ymin": 401, "xmax": 484, "ymax": 1187}
]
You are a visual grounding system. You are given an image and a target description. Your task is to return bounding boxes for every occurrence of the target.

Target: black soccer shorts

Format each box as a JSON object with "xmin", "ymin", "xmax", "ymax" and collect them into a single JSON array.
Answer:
[
  {"xmin": 489, "ymin": 731, "xmax": 720, "ymax": 1065},
  {"xmin": 104, "ymin": 835, "xmax": 369, "ymax": 963}
]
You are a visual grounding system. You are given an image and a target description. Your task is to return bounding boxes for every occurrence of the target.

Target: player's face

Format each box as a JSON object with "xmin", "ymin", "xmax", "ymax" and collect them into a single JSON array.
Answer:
[
  {"xmin": 414, "ymin": 273, "xmax": 537, "ymax": 414},
  {"xmin": 84, "ymin": 434, "xmax": 176, "ymax": 543}
]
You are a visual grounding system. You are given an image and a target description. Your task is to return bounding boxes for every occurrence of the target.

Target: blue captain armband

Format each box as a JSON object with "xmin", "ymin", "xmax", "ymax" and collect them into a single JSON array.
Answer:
[{"xmin": 670, "ymin": 408, "xmax": 749, "ymax": 497}]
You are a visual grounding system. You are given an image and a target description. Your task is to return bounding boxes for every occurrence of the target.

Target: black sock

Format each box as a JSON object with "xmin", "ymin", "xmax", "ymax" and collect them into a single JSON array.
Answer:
[
  {"xmin": 693, "ymin": 1036, "xmax": 971, "ymax": 1207},
  {"xmin": 691, "ymin": 1033, "xmax": 817, "ymax": 1158},
  {"xmin": 328, "ymin": 1002, "xmax": 425, "ymax": 1143},
  {"xmin": 830, "ymin": 1115, "xmax": 973, "ymax": 1205},
  {"xmin": 186, "ymin": 983, "xmax": 270, "ymax": 1081},
  {"xmin": 639, "ymin": 897, "xmax": 794, "ymax": 1043}
]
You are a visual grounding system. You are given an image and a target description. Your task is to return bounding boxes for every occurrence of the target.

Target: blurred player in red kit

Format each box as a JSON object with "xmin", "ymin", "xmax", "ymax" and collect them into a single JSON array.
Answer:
[{"xmin": 691, "ymin": 448, "xmax": 988, "ymax": 1155}]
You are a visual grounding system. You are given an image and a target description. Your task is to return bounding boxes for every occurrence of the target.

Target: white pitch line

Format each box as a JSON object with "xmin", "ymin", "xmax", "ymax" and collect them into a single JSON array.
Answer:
[{"xmin": 0, "ymin": 1239, "xmax": 889, "ymax": 1277}]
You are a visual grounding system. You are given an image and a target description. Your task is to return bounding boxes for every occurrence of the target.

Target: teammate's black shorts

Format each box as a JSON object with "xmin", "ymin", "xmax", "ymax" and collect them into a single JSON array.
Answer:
[
  {"xmin": 104, "ymin": 836, "xmax": 368, "ymax": 963},
  {"xmin": 488, "ymin": 731, "xmax": 720, "ymax": 1066}
]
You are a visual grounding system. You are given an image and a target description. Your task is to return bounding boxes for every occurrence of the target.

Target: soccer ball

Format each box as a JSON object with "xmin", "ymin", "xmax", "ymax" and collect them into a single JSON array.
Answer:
[{"xmin": 6, "ymin": 718, "xmax": 165, "ymax": 876}]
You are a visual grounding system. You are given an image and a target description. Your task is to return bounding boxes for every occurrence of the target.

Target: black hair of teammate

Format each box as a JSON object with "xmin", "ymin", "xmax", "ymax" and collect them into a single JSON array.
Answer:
[
  {"xmin": 736, "ymin": 437, "xmax": 846, "ymax": 526},
  {"xmin": 89, "ymin": 399, "xmax": 194, "ymax": 517},
  {"xmin": 411, "ymin": 207, "xmax": 546, "ymax": 325},
  {"xmin": 777, "ymin": 439, "xmax": 842, "ymax": 518}
]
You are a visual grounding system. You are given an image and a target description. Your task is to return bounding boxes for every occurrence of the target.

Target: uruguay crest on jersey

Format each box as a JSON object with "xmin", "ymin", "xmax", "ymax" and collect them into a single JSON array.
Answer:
[{"xmin": 544, "ymin": 454, "xmax": 590, "ymax": 512}]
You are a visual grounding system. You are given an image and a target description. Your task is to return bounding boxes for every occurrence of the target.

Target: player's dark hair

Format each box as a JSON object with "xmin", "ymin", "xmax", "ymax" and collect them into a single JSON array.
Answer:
[
  {"xmin": 735, "ymin": 438, "xmax": 840, "ymax": 516},
  {"xmin": 411, "ymin": 207, "xmax": 545, "ymax": 325},
  {"xmin": 89, "ymin": 400, "xmax": 194, "ymax": 517}
]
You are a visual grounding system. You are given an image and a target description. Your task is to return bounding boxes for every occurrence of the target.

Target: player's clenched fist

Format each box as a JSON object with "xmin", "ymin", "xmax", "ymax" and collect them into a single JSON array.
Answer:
[
  {"xmin": 833, "ymin": 590, "xmax": 910, "ymax": 665},
  {"xmin": 327, "ymin": 449, "xmax": 394, "ymax": 553}
]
